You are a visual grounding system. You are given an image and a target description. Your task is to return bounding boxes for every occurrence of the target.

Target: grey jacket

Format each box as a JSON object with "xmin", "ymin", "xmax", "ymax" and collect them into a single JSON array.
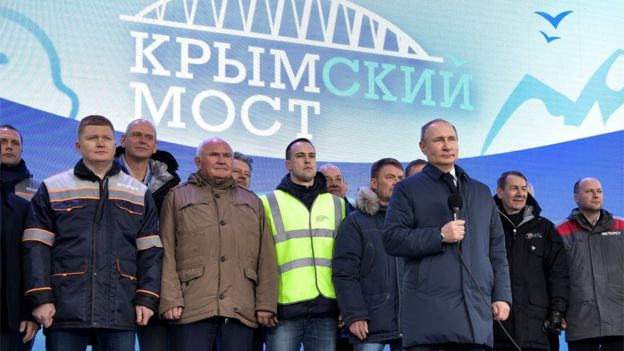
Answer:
[{"xmin": 556, "ymin": 209, "xmax": 624, "ymax": 341}]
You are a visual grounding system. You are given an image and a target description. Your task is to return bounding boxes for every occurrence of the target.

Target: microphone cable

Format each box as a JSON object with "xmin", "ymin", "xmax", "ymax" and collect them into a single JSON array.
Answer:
[{"xmin": 454, "ymin": 245, "xmax": 522, "ymax": 351}]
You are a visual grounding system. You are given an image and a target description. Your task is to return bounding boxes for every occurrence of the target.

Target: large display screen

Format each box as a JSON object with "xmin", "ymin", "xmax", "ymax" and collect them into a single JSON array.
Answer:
[{"xmin": 1, "ymin": 1, "xmax": 622, "ymax": 348}]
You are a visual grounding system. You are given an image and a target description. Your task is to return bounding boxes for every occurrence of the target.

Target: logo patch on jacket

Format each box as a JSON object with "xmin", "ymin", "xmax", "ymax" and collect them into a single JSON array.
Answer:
[
  {"xmin": 526, "ymin": 232, "xmax": 543, "ymax": 239},
  {"xmin": 315, "ymin": 214, "xmax": 329, "ymax": 222},
  {"xmin": 601, "ymin": 231, "xmax": 621, "ymax": 236}
]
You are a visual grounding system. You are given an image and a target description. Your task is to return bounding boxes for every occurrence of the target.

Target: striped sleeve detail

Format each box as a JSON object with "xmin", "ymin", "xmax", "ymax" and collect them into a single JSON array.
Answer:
[
  {"xmin": 25, "ymin": 287, "xmax": 52, "ymax": 296},
  {"xmin": 137, "ymin": 289, "xmax": 160, "ymax": 298},
  {"xmin": 23, "ymin": 228, "xmax": 56, "ymax": 246},
  {"xmin": 136, "ymin": 235, "xmax": 163, "ymax": 250}
]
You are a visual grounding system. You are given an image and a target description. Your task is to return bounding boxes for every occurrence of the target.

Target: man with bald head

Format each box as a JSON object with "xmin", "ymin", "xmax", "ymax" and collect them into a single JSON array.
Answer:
[
  {"xmin": 557, "ymin": 178, "xmax": 623, "ymax": 351},
  {"xmin": 319, "ymin": 164, "xmax": 355, "ymax": 213},
  {"xmin": 159, "ymin": 138, "xmax": 278, "ymax": 351},
  {"xmin": 116, "ymin": 119, "xmax": 180, "ymax": 213},
  {"xmin": 384, "ymin": 119, "xmax": 511, "ymax": 351}
]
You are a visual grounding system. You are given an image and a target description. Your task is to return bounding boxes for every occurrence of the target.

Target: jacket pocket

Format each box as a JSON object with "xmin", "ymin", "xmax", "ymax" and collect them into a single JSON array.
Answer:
[
  {"xmin": 115, "ymin": 258, "xmax": 138, "ymax": 325},
  {"xmin": 51, "ymin": 199, "xmax": 85, "ymax": 213},
  {"xmin": 116, "ymin": 258, "xmax": 137, "ymax": 281},
  {"xmin": 114, "ymin": 200, "xmax": 144, "ymax": 216},
  {"xmin": 178, "ymin": 265, "xmax": 205, "ymax": 293},
  {"xmin": 365, "ymin": 293, "xmax": 390, "ymax": 309},
  {"xmin": 51, "ymin": 256, "xmax": 88, "ymax": 324},
  {"xmin": 244, "ymin": 268, "xmax": 258, "ymax": 286}
]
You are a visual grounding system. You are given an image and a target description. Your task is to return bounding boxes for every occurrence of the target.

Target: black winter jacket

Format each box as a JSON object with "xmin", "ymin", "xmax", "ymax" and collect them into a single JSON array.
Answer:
[
  {"xmin": 493, "ymin": 194, "xmax": 569, "ymax": 350},
  {"xmin": 22, "ymin": 160, "xmax": 162, "ymax": 330},
  {"xmin": 333, "ymin": 186, "xmax": 402, "ymax": 344}
]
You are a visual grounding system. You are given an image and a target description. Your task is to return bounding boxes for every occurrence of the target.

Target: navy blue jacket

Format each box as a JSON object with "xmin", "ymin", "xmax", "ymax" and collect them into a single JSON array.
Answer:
[
  {"xmin": 383, "ymin": 164, "xmax": 511, "ymax": 348},
  {"xmin": 22, "ymin": 160, "xmax": 162, "ymax": 330},
  {"xmin": 333, "ymin": 187, "xmax": 402, "ymax": 344},
  {"xmin": 1, "ymin": 182, "xmax": 34, "ymax": 333}
]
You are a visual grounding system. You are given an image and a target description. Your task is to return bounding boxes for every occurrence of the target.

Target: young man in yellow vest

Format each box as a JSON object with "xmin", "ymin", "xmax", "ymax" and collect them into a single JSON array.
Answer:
[{"xmin": 260, "ymin": 138, "xmax": 346, "ymax": 351}]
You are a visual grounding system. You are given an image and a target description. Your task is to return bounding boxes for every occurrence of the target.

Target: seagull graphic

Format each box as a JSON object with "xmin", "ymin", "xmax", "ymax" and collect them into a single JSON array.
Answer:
[
  {"xmin": 539, "ymin": 31, "xmax": 561, "ymax": 43},
  {"xmin": 448, "ymin": 55, "xmax": 468, "ymax": 67},
  {"xmin": 534, "ymin": 10, "xmax": 573, "ymax": 28}
]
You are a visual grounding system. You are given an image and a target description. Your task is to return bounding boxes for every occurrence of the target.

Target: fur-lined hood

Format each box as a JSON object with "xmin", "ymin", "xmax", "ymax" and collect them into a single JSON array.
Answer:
[{"xmin": 356, "ymin": 186, "xmax": 383, "ymax": 216}]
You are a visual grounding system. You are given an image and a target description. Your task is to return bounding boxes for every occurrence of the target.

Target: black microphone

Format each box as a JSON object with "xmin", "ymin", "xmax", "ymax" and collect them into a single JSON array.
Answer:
[{"xmin": 447, "ymin": 194, "xmax": 463, "ymax": 221}]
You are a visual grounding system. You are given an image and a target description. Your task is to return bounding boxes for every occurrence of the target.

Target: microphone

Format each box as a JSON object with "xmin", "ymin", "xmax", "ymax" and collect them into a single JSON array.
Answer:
[{"xmin": 447, "ymin": 194, "xmax": 463, "ymax": 221}]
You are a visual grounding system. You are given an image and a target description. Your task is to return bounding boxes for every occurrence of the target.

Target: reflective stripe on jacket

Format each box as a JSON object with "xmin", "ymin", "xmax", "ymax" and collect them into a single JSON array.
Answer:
[
  {"xmin": 261, "ymin": 190, "xmax": 344, "ymax": 304},
  {"xmin": 22, "ymin": 160, "xmax": 162, "ymax": 330}
]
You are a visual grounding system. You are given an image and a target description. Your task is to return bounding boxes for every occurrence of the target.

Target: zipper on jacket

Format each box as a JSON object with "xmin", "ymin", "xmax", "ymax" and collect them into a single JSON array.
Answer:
[
  {"xmin": 307, "ymin": 196, "xmax": 322, "ymax": 296},
  {"xmin": 90, "ymin": 175, "xmax": 107, "ymax": 326},
  {"xmin": 394, "ymin": 256, "xmax": 402, "ymax": 338}
]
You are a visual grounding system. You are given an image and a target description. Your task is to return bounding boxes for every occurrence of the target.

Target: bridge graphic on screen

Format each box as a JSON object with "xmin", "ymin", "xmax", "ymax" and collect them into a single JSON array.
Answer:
[{"xmin": 120, "ymin": 0, "xmax": 443, "ymax": 63}]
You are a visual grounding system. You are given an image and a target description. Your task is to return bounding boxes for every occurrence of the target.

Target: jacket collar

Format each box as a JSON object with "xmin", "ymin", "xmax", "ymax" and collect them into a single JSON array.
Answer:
[
  {"xmin": 355, "ymin": 186, "xmax": 386, "ymax": 216},
  {"xmin": 73, "ymin": 159, "xmax": 121, "ymax": 181},
  {"xmin": 0, "ymin": 159, "xmax": 32, "ymax": 184},
  {"xmin": 568, "ymin": 208, "xmax": 614, "ymax": 232},
  {"xmin": 276, "ymin": 172, "xmax": 327, "ymax": 197},
  {"xmin": 187, "ymin": 172, "xmax": 236, "ymax": 190},
  {"xmin": 422, "ymin": 163, "xmax": 467, "ymax": 184},
  {"xmin": 493, "ymin": 192, "xmax": 542, "ymax": 227}
]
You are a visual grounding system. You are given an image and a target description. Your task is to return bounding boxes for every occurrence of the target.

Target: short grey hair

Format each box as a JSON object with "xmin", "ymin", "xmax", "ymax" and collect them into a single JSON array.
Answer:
[
  {"xmin": 420, "ymin": 118, "xmax": 457, "ymax": 142},
  {"xmin": 125, "ymin": 119, "xmax": 157, "ymax": 139}
]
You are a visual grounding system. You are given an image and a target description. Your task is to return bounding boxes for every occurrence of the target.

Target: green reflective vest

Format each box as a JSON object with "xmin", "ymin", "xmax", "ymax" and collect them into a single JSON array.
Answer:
[{"xmin": 260, "ymin": 190, "xmax": 345, "ymax": 304}]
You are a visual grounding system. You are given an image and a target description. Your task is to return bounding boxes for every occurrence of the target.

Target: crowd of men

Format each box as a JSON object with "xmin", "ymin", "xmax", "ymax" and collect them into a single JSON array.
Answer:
[{"xmin": 0, "ymin": 117, "xmax": 622, "ymax": 351}]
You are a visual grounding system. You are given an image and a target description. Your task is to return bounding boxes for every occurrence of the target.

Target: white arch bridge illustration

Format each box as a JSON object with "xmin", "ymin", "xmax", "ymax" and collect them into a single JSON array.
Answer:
[{"xmin": 120, "ymin": 0, "xmax": 443, "ymax": 62}]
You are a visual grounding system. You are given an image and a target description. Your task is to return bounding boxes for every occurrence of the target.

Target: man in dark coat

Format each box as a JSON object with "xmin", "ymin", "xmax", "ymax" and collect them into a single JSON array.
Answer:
[
  {"xmin": 333, "ymin": 158, "xmax": 405, "ymax": 351},
  {"xmin": 493, "ymin": 171, "xmax": 568, "ymax": 351},
  {"xmin": 1, "ymin": 144, "xmax": 38, "ymax": 350},
  {"xmin": 384, "ymin": 119, "xmax": 512, "ymax": 351}
]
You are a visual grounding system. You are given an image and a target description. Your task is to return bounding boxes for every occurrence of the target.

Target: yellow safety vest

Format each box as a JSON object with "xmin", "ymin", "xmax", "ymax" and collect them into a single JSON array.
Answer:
[{"xmin": 260, "ymin": 190, "xmax": 345, "ymax": 304}]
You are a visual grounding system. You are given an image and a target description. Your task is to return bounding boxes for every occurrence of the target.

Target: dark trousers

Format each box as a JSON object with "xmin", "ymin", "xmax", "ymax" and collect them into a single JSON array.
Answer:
[
  {"xmin": 568, "ymin": 336, "xmax": 624, "ymax": 351},
  {"xmin": 0, "ymin": 330, "xmax": 35, "ymax": 351},
  {"xmin": 137, "ymin": 323, "xmax": 170, "ymax": 351},
  {"xmin": 252, "ymin": 326, "xmax": 267, "ymax": 351},
  {"xmin": 44, "ymin": 328, "xmax": 135, "ymax": 351},
  {"xmin": 170, "ymin": 317, "xmax": 254, "ymax": 351},
  {"xmin": 406, "ymin": 343, "xmax": 488, "ymax": 351}
]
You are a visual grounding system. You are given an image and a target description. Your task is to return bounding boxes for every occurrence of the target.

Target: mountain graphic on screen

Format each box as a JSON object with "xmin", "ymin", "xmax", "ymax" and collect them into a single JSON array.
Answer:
[{"xmin": 481, "ymin": 49, "xmax": 624, "ymax": 155}]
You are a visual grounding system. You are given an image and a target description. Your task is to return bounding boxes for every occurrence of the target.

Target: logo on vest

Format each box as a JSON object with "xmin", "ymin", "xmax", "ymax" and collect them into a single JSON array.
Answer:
[
  {"xmin": 601, "ymin": 231, "xmax": 621, "ymax": 236},
  {"xmin": 526, "ymin": 232, "xmax": 543, "ymax": 239},
  {"xmin": 315, "ymin": 214, "xmax": 329, "ymax": 223}
]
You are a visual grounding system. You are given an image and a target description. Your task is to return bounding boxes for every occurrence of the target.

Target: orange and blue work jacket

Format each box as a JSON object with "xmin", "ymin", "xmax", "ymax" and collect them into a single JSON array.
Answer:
[{"xmin": 22, "ymin": 159, "xmax": 162, "ymax": 330}]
